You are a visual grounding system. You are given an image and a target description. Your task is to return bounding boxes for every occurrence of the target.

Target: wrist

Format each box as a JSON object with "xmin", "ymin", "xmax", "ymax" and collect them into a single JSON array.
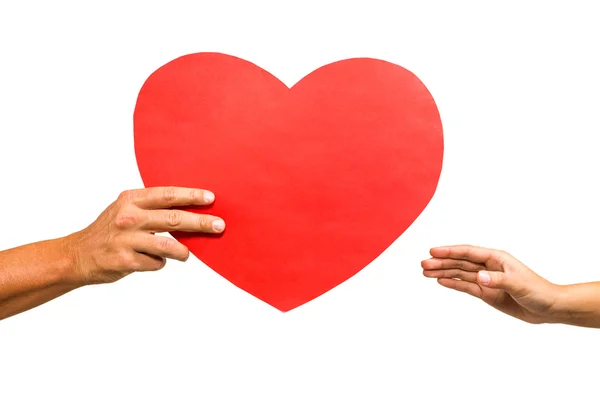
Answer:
[
  {"xmin": 58, "ymin": 232, "xmax": 91, "ymax": 287},
  {"xmin": 545, "ymin": 283, "xmax": 600, "ymax": 326},
  {"xmin": 543, "ymin": 284, "xmax": 571, "ymax": 324}
]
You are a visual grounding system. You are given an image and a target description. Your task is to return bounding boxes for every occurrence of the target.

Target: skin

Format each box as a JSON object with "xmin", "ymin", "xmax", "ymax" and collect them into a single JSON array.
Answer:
[
  {"xmin": 0, "ymin": 186, "xmax": 224, "ymax": 320},
  {"xmin": 422, "ymin": 245, "xmax": 600, "ymax": 328},
  {"xmin": 3, "ymin": 196, "xmax": 600, "ymax": 328}
]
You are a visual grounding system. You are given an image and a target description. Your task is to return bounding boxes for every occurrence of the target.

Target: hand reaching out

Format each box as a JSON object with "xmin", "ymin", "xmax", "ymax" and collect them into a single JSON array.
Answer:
[{"xmin": 421, "ymin": 245, "xmax": 559, "ymax": 324}]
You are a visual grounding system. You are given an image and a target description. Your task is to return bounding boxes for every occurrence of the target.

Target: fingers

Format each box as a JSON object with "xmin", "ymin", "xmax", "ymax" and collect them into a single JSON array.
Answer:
[
  {"xmin": 128, "ymin": 252, "xmax": 167, "ymax": 272},
  {"xmin": 425, "ymin": 246, "xmax": 540, "ymax": 308},
  {"xmin": 429, "ymin": 245, "xmax": 496, "ymax": 264},
  {"xmin": 437, "ymin": 278, "xmax": 483, "ymax": 299},
  {"xmin": 123, "ymin": 187, "xmax": 216, "ymax": 209},
  {"xmin": 423, "ymin": 268, "xmax": 478, "ymax": 282},
  {"xmin": 477, "ymin": 270, "xmax": 520, "ymax": 294},
  {"xmin": 141, "ymin": 209, "xmax": 225, "ymax": 233},
  {"xmin": 425, "ymin": 256, "xmax": 526, "ymax": 297},
  {"xmin": 78, "ymin": 187, "xmax": 222, "ymax": 285},
  {"xmin": 132, "ymin": 233, "xmax": 190, "ymax": 262},
  {"xmin": 421, "ymin": 257, "xmax": 483, "ymax": 272}
]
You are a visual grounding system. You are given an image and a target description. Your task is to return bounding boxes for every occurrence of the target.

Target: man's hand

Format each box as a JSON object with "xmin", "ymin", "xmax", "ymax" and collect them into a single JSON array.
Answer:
[
  {"xmin": 0, "ymin": 186, "xmax": 224, "ymax": 320},
  {"xmin": 421, "ymin": 245, "xmax": 560, "ymax": 324},
  {"xmin": 68, "ymin": 187, "xmax": 225, "ymax": 285}
]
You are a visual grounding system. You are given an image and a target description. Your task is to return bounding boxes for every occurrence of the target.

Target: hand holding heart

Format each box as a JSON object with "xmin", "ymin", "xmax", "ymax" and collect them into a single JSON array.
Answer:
[
  {"xmin": 68, "ymin": 187, "xmax": 226, "ymax": 285},
  {"xmin": 2, "ymin": 53, "xmax": 599, "ymax": 326},
  {"xmin": 133, "ymin": 52, "xmax": 444, "ymax": 311}
]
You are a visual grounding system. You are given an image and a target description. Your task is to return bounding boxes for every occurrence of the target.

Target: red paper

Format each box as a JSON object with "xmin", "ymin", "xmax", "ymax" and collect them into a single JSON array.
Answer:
[{"xmin": 134, "ymin": 52, "xmax": 443, "ymax": 311}]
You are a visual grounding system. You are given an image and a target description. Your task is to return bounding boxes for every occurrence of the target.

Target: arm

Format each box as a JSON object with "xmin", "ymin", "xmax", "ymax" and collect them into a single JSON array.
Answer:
[
  {"xmin": 0, "ymin": 238, "xmax": 79, "ymax": 320},
  {"xmin": 0, "ymin": 187, "xmax": 225, "ymax": 321},
  {"xmin": 421, "ymin": 245, "xmax": 600, "ymax": 328},
  {"xmin": 551, "ymin": 283, "xmax": 600, "ymax": 328}
]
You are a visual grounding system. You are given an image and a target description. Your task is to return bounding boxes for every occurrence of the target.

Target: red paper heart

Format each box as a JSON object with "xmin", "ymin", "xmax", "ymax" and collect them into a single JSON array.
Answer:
[{"xmin": 134, "ymin": 53, "xmax": 443, "ymax": 311}]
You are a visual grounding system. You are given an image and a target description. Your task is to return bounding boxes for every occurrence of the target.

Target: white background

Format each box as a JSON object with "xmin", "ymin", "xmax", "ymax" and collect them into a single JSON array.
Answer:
[{"xmin": 1, "ymin": 1, "xmax": 599, "ymax": 399}]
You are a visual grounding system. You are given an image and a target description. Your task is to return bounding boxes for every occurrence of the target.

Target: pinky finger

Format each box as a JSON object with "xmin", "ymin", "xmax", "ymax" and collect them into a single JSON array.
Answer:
[{"xmin": 437, "ymin": 278, "xmax": 483, "ymax": 299}]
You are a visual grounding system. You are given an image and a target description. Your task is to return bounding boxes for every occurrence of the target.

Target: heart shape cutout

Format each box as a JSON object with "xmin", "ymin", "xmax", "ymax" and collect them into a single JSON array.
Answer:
[{"xmin": 134, "ymin": 52, "xmax": 443, "ymax": 311}]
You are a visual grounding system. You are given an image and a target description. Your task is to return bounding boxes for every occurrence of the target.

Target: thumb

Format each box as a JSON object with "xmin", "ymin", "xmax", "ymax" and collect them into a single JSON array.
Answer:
[{"xmin": 478, "ymin": 270, "xmax": 521, "ymax": 293}]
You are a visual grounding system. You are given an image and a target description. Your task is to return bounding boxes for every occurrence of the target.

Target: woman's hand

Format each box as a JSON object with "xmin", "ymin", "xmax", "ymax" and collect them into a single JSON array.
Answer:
[{"xmin": 421, "ymin": 245, "xmax": 560, "ymax": 324}]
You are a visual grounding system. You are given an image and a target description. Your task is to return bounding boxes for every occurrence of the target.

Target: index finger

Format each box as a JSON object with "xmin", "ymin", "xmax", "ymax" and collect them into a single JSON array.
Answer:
[
  {"xmin": 125, "ymin": 187, "xmax": 215, "ymax": 209},
  {"xmin": 429, "ymin": 245, "xmax": 496, "ymax": 264}
]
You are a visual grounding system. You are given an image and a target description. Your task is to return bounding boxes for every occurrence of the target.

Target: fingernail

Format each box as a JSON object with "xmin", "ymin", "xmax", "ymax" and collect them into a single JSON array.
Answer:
[
  {"xmin": 478, "ymin": 271, "xmax": 491, "ymax": 285},
  {"xmin": 204, "ymin": 191, "xmax": 215, "ymax": 203},
  {"xmin": 212, "ymin": 219, "xmax": 225, "ymax": 232}
]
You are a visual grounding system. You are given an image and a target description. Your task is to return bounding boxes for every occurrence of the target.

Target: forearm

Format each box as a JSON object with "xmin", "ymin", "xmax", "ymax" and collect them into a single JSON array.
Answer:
[
  {"xmin": 0, "ymin": 236, "xmax": 84, "ymax": 319},
  {"xmin": 549, "ymin": 282, "xmax": 600, "ymax": 328},
  {"xmin": 0, "ymin": 284, "xmax": 79, "ymax": 320}
]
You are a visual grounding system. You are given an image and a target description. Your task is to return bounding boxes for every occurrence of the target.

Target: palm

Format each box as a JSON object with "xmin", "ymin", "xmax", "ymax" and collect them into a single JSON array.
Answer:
[{"xmin": 478, "ymin": 285, "xmax": 529, "ymax": 321}]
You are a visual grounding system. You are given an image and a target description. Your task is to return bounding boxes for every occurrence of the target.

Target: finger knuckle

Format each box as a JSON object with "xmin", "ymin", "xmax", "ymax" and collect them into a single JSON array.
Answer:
[
  {"xmin": 492, "ymin": 272, "xmax": 503, "ymax": 284},
  {"xmin": 163, "ymin": 187, "xmax": 176, "ymax": 202},
  {"xmin": 116, "ymin": 251, "xmax": 136, "ymax": 268},
  {"xmin": 114, "ymin": 210, "xmax": 139, "ymax": 229},
  {"xmin": 497, "ymin": 250, "xmax": 510, "ymax": 258},
  {"xmin": 158, "ymin": 237, "xmax": 173, "ymax": 252},
  {"xmin": 197, "ymin": 214, "xmax": 211, "ymax": 230},
  {"xmin": 118, "ymin": 190, "xmax": 136, "ymax": 204},
  {"xmin": 489, "ymin": 249, "xmax": 502, "ymax": 261},
  {"xmin": 167, "ymin": 210, "xmax": 182, "ymax": 227},
  {"xmin": 492, "ymin": 249, "xmax": 508, "ymax": 259},
  {"xmin": 493, "ymin": 251, "xmax": 510, "ymax": 270}
]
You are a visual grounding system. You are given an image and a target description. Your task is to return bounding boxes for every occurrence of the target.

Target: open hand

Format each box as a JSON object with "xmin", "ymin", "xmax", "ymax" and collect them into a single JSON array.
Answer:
[{"xmin": 421, "ymin": 245, "xmax": 560, "ymax": 324}]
